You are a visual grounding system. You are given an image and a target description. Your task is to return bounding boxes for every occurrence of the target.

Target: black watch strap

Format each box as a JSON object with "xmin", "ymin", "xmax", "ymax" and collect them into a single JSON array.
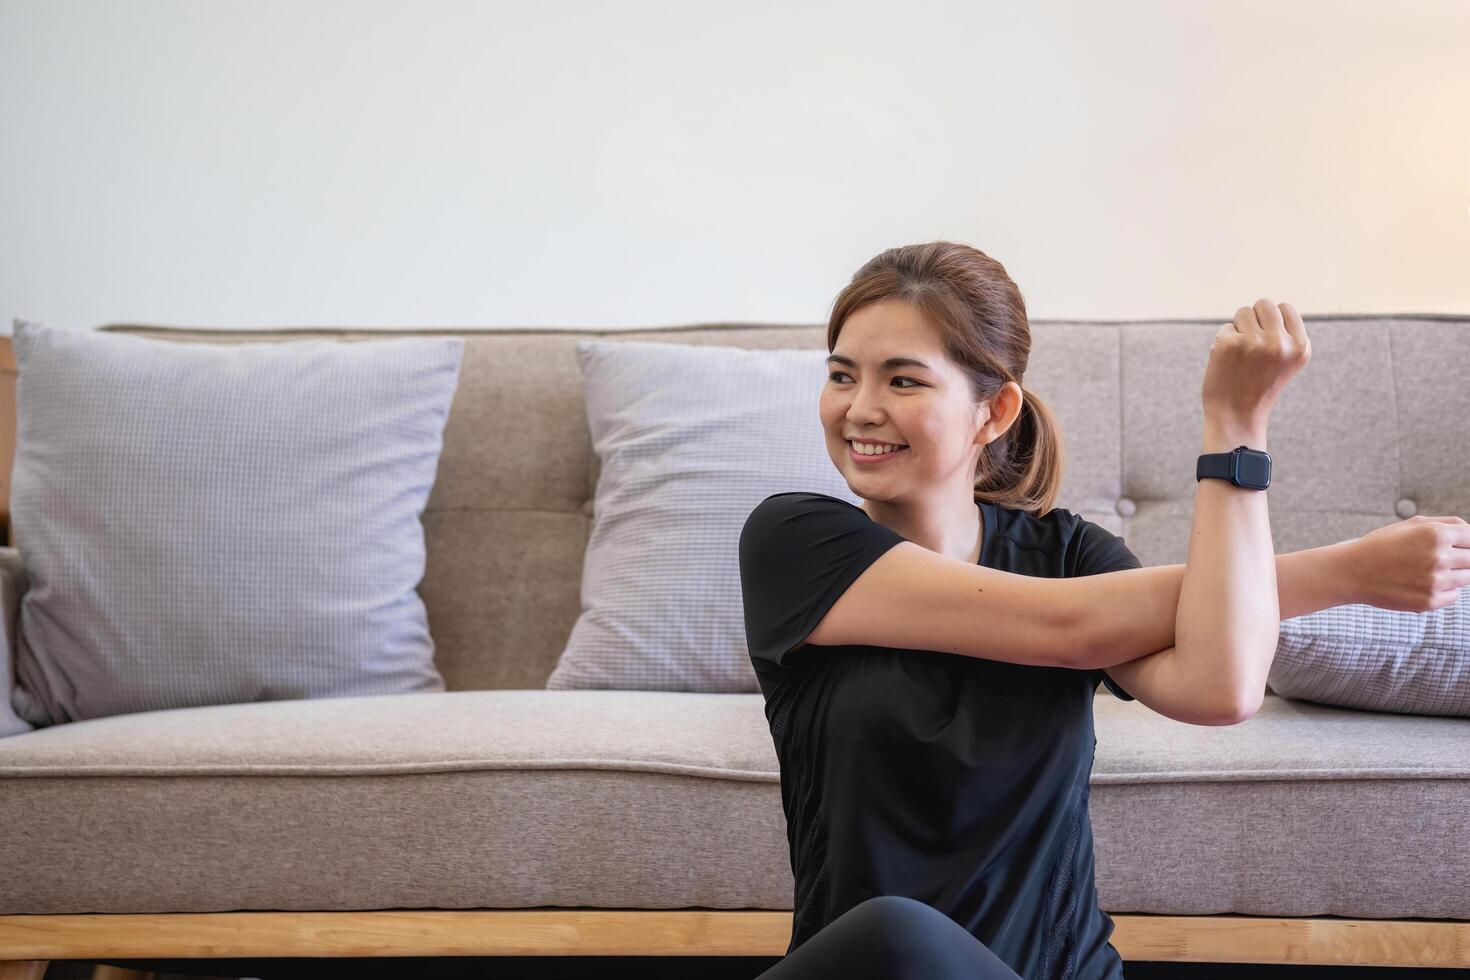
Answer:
[{"xmin": 1196, "ymin": 452, "xmax": 1236, "ymax": 482}]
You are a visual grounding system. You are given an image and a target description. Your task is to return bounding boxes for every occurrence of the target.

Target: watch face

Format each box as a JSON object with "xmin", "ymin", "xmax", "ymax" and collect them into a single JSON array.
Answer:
[{"xmin": 1234, "ymin": 451, "xmax": 1271, "ymax": 489}]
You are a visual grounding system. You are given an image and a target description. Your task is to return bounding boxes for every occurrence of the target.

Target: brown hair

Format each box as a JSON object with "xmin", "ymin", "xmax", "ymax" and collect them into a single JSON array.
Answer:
[{"xmin": 827, "ymin": 241, "xmax": 1065, "ymax": 518}]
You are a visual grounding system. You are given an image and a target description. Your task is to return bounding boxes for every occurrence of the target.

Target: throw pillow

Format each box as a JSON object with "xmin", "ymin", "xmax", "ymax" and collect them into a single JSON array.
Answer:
[
  {"xmin": 7, "ymin": 319, "xmax": 464, "ymax": 730},
  {"xmin": 545, "ymin": 340, "xmax": 860, "ymax": 692},
  {"xmin": 0, "ymin": 550, "xmax": 33, "ymax": 737},
  {"xmin": 1268, "ymin": 590, "xmax": 1470, "ymax": 717}
]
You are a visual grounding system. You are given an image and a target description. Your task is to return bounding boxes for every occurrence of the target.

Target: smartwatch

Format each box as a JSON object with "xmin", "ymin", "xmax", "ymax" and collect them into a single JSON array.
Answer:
[{"xmin": 1196, "ymin": 445, "xmax": 1271, "ymax": 491}]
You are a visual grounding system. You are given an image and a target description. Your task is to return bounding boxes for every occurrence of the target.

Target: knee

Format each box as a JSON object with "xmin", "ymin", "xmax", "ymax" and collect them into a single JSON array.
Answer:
[{"xmin": 845, "ymin": 895, "xmax": 961, "ymax": 975}]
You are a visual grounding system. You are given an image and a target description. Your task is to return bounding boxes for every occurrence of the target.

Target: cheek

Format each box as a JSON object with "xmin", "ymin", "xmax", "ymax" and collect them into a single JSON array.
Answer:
[
  {"xmin": 818, "ymin": 392, "xmax": 842, "ymax": 432},
  {"xmin": 908, "ymin": 415, "xmax": 956, "ymax": 453}
]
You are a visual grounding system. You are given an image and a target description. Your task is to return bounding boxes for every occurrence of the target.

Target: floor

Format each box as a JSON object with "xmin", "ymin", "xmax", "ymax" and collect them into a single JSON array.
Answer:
[{"xmin": 35, "ymin": 960, "xmax": 1470, "ymax": 979}]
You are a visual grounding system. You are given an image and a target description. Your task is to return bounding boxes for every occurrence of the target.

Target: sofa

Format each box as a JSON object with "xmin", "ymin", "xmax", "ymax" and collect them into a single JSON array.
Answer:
[{"xmin": 1, "ymin": 315, "xmax": 1468, "ymax": 979}]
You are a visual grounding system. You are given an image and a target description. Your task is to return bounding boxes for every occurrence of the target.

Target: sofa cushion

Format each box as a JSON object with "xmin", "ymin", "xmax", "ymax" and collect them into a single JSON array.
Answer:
[
  {"xmin": 0, "ymin": 689, "xmax": 793, "ymax": 913},
  {"xmin": 1088, "ymin": 692, "xmax": 1470, "ymax": 918},
  {"xmin": 546, "ymin": 340, "xmax": 862, "ymax": 692},
  {"xmin": 0, "ymin": 691, "xmax": 1465, "ymax": 918},
  {"xmin": 7, "ymin": 320, "xmax": 463, "ymax": 728},
  {"xmin": 1267, "ymin": 590, "xmax": 1470, "ymax": 717}
]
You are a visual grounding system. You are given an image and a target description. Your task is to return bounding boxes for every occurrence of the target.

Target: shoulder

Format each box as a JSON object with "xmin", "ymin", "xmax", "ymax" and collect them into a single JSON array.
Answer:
[
  {"xmin": 740, "ymin": 491, "xmax": 863, "ymax": 544},
  {"xmin": 739, "ymin": 491, "xmax": 903, "ymax": 579}
]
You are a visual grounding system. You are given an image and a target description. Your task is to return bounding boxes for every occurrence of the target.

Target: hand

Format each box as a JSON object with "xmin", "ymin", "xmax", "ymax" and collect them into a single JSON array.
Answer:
[
  {"xmin": 1201, "ymin": 298, "xmax": 1311, "ymax": 430},
  {"xmin": 1343, "ymin": 515, "xmax": 1470, "ymax": 612}
]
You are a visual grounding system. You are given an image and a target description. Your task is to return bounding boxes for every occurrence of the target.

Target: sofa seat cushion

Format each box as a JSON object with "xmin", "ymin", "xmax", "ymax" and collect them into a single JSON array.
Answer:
[
  {"xmin": 1, "ymin": 691, "xmax": 1466, "ymax": 918},
  {"xmin": 0, "ymin": 689, "xmax": 778, "ymax": 778},
  {"xmin": 0, "ymin": 689, "xmax": 791, "ymax": 915},
  {"xmin": 1090, "ymin": 692, "xmax": 1470, "ymax": 918}
]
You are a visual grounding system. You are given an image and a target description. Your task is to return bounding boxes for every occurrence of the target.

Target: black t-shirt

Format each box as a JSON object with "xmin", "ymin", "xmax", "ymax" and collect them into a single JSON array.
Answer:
[{"xmin": 738, "ymin": 491, "xmax": 1142, "ymax": 980}]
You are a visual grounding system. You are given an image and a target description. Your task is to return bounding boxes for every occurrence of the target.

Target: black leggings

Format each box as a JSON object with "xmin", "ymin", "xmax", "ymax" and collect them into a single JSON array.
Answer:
[{"xmin": 754, "ymin": 895, "xmax": 1024, "ymax": 980}]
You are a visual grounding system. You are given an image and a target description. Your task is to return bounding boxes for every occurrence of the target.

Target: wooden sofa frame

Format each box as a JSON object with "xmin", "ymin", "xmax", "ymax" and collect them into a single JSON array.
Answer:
[{"xmin": 2, "ymin": 910, "xmax": 1470, "ymax": 977}]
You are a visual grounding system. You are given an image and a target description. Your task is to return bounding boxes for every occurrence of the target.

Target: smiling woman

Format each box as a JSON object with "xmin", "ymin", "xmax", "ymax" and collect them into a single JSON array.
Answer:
[{"xmin": 738, "ymin": 241, "xmax": 1144, "ymax": 980}]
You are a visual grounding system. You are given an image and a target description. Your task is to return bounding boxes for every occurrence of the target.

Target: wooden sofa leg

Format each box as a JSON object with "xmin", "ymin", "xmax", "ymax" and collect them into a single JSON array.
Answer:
[
  {"xmin": 0, "ymin": 962, "xmax": 49, "ymax": 980},
  {"xmin": 91, "ymin": 969, "xmax": 156, "ymax": 980}
]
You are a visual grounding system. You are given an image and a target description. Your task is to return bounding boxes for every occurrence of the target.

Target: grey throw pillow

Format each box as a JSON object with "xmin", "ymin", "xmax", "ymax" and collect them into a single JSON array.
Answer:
[
  {"xmin": 1269, "ymin": 590, "xmax": 1470, "ymax": 717},
  {"xmin": 0, "ymin": 550, "xmax": 33, "ymax": 737},
  {"xmin": 546, "ymin": 340, "xmax": 861, "ymax": 692},
  {"xmin": 7, "ymin": 320, "xmax": 464, "ymax": 729}
]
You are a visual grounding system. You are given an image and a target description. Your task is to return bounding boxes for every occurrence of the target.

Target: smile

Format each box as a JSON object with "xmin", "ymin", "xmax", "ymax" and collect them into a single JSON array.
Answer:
[{"xmin": 848, "ymin": 441, "xmax": 909, "ymax": 463}]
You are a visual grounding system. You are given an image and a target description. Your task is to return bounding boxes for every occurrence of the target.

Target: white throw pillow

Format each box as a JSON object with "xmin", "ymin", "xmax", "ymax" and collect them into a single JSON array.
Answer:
[
  {"xmin": 1269, "ymin": 590, "xmax": 1470, "ymax": 717},
  {"xmin": 7, "ymin": 320, "xmax": 464, "ymax": 730},
  {"xmin": 546, "ymin": 340, "xmax": 860, "ymax": 692}
]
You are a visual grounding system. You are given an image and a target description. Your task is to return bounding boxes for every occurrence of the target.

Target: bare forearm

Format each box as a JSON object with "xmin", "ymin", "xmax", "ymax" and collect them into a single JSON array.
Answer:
[{"xmin": 1172, "ymin": 419, "xmax": 1280, "ymax": 698}]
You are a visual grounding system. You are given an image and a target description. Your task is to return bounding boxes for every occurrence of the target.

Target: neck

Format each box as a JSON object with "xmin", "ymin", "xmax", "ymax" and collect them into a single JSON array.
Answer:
[{"xmin": 861, "ymin": 491, "xmax": 984, "ymax": 563}]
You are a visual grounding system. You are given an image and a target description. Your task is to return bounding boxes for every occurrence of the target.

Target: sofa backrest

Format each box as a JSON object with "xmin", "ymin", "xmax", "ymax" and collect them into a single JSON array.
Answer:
[{"xmin": 91, "ymin": 316, "xmax": 1470, "ymax": 691}]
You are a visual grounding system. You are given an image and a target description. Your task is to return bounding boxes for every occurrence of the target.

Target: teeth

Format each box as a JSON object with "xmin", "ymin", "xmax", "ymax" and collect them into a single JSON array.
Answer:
[{"xmin": 851, "ymin": 441, "xmax": 904, "ymax": 456}]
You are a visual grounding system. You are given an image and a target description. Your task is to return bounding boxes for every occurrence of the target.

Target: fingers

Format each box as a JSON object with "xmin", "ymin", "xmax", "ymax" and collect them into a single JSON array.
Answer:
[
  {"xmin": 1233, "ymin": 305, "xmax": 1262, "ymax": 335},
  {"xmin": 1435, "ymin": 520, "xmax": 1470, "ymax": 559},
  {"xmin": 1437, "ymin": 569, "xmax": 1470, "ymax": 595},
  {"xmin": 1236, "ymin": 299, "xmax": 1310, "ymax": 361},
  {"xmin": 1433, "ymin": 588, "xmax": 1467, "ymax": 611},
  {"xmin": 1253, "ymin": 298, "xmax": 1285, "ymax": 336},
  {"xmin": 1279, "ymin": 301, "xmax": 1309, "ymax": 348}
]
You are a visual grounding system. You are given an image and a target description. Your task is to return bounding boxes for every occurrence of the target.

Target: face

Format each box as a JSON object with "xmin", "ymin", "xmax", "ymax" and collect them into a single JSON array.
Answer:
[{"xmin": 821, "ymin": 299, "xmax": 995, "ymax": 504}]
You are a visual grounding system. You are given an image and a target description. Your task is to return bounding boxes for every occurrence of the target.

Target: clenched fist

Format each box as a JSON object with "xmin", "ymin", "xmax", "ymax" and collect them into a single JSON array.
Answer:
[
  {"xmin": 1202, "ymin": 298, "xmax": 1311, "ymax": 430},
  {"xmin": 1344, "ymin": 516, "xmax": 1470, "ymax": 612}
]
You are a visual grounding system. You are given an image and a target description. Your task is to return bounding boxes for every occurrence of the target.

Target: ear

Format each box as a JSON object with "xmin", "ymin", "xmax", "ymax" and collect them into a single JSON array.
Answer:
[{"xmin": 974, "ymin": 382, "xmax": 1024, "ymax": 447}]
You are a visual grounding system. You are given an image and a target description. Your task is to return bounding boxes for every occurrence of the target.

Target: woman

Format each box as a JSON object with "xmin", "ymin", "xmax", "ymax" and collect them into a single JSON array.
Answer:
[{"xmin": 737, "ymin": 242, "xmax": 1468, "ymax": 980}]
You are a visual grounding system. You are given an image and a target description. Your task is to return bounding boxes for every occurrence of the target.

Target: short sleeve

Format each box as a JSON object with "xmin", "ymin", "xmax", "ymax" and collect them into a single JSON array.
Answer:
[
  {"xmin": 1072, "ymin": 520, "xmax": 1143, "ymax": 701},
  {"xmin": 738, "ymin": 492, "xmax": 907, "ymax": 668}
]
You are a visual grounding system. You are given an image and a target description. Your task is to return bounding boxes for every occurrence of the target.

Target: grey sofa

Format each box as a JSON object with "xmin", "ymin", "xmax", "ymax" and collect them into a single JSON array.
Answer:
[{"xmin": 2, "ymin": 315, "xmax": 1468, "ymax": 977}]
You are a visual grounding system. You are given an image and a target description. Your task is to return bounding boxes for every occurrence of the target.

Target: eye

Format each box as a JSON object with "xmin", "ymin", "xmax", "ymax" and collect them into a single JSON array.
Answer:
[{"xmin": 826, "ymin": 371, "xmax": 923, "ymax": 389}]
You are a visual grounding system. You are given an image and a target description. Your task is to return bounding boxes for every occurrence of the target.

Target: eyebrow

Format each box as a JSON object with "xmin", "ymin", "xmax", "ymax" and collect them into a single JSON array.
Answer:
[{"xmin": 825, "ymin": 354, "xmax": 933, "ymax": 371}]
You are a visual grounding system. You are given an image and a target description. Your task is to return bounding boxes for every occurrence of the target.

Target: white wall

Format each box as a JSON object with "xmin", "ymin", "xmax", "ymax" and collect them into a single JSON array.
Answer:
[{"xmin": 1, "ymin": 0, "xmax": 1467, "ymax": 331}]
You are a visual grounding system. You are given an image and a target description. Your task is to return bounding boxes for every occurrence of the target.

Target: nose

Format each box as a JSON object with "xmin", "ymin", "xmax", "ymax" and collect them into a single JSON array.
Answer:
[{"xmin": 846, "ymin": 380, "xmax": 887, "ymax": 426}]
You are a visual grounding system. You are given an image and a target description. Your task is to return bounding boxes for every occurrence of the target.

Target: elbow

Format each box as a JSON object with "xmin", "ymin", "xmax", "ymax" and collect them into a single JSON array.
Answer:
[
  {"xmin": 1215, "ymin": 679, "xmax": 1268, "ymax": 726},
  {"xmin": 1213, "ymin": 697, "xmax": 1259, "ymax": 726}
]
